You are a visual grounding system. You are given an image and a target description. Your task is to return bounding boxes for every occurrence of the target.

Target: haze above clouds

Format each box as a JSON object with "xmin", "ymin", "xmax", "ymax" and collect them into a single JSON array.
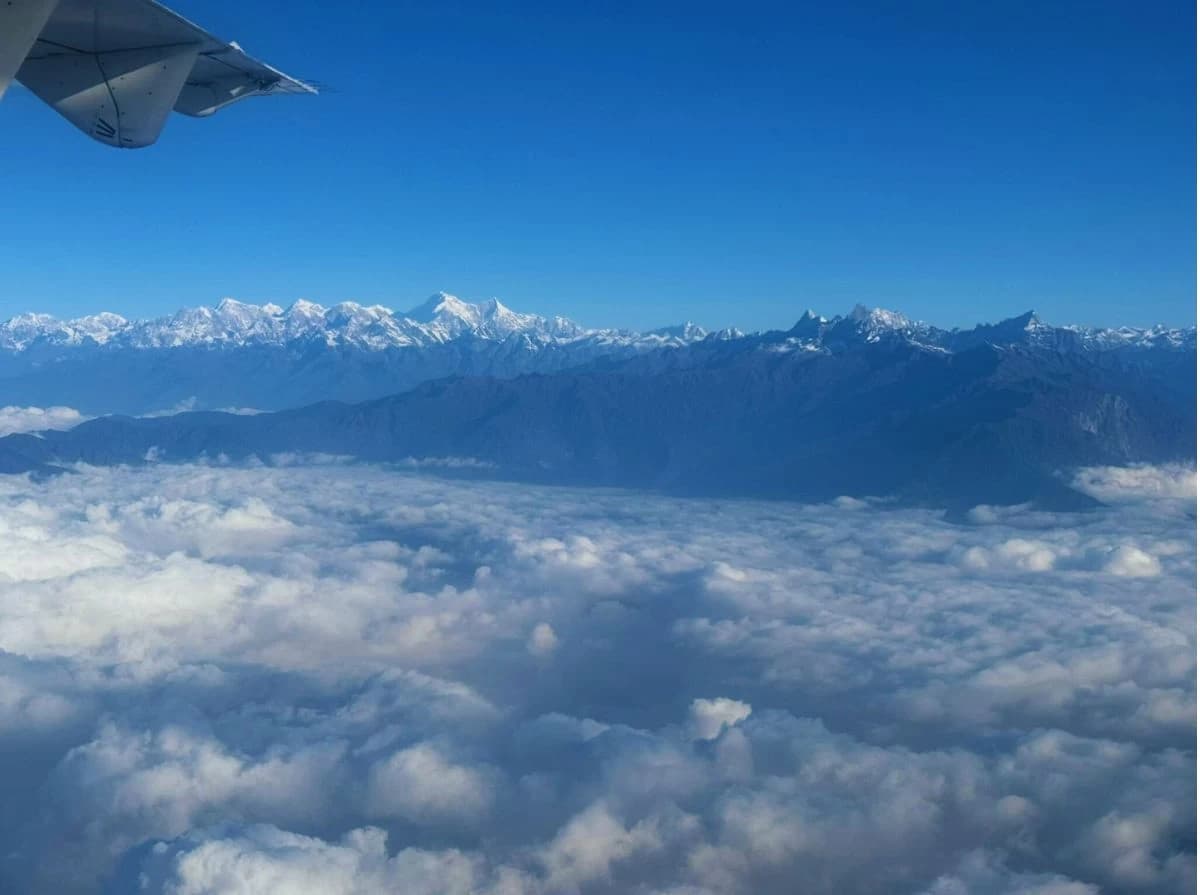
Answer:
[{"xmin": 0, "ymin": 461, "xmax": 1191, "ymax": 894}]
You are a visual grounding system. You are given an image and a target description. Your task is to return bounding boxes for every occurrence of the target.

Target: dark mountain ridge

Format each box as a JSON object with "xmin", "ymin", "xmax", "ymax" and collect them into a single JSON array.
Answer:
[
  {"xmin": 1, "ymin": 306, "xmax": 1192, "ymax": 509},
  {"xmin": 0, "ymin": 297, "xmax": 1192, "ymax": 416}
]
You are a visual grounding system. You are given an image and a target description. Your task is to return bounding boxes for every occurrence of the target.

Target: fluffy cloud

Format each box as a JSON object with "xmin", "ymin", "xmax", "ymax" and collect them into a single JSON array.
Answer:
[
  {"xmin": 1073, "ymin": 464, "xmax": 1196, "ymax": 503},
  {"xmin": 133, "ymin": 825, "xmax": 515, "ymax": 895},
  {"xmin": 527, "ymin": 622, "xmax": 560, "ymax": 656},
  {"xmin": 689, "ymin": 697, "xmax": 752, "ymax": 741},
  {"xmin": 0, "ymin": 404, "xmax": 86, "ymax": 436},
  {"xmin": 919, "ymin": 850, "xmax": 1099, "ymax": 895},
  {"xmin": 0, "ymin": 461, "xmax": 1189, "ymax": 894},
  {"xmin": 365, "ymin": 742, "xmax": 495, "ymax": 825},
  {"xmin": 1103, "ymin": 544, "xmax": 1163, "ymax": 578}
]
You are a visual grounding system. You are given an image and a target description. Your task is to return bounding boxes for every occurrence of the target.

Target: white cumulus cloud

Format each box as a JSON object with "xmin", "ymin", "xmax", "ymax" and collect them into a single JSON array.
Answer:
[
  {"xmin": 0, "ymin": 461, "xmax": 1188, "ymax": 894},
  {"xmin": 0, "ymin": 405, "xmax": 87, "ymax": 437},
  {"xmin": 689, "ymin": 697, "xmax": 752, "ymax": 741}
]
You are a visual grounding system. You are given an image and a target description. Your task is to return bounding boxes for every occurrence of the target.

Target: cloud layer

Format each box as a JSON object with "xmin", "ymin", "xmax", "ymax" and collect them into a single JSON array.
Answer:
[
  {"xmin": 0, "ymin": 462, "xmax": 1191, "ymax": 894},
  {"xmin": 0, "ymin": 404, "xmax": 86, "ymax": 437}
]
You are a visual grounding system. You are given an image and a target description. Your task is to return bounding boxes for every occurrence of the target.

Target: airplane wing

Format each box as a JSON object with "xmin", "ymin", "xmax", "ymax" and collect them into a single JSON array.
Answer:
[{"xmin": 0, "ymin": 0, "xmax": 316, "ymax": 148}]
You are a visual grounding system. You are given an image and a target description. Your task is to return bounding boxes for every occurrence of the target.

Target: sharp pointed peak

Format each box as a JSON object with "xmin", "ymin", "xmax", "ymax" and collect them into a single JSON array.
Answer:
[
  {"xmin": 480, "ymin": 296, "xmax": 516, "ymax": 316},
  {"xmin": 648, "ymin": 321, "xmax": 708, "ymax": 340},
  {"xmin": 216, "ymin": 297, "xmax": 249, "ymax": 310},
  {"xmin": 406, "ymin": 292, "xmax": 478, "ymax": 321},
  {"xmin": 842, "ymin": 305, "xmax": 914, "ymax": 333}
]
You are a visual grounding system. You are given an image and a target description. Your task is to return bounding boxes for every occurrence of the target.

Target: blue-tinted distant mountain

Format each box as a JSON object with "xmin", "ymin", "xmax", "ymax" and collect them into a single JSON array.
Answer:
[
  {"xmin": 781, "ymin": 305, "xmax": 1193, "ymax": 354},
  {"xmin": 1, "ymin": 303, "xmax": 1192, "ymax": 508},
  {"xmin": 0, "ymin": 297, "xmax": 1190, "ymax": 416},
  {"xmin": 0, "ymin": 294, "xmax": 709, "ymax": 415}
]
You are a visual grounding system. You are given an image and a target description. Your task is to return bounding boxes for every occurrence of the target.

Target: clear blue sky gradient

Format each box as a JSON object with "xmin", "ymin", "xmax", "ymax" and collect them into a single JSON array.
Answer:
[{"xmin": 1, "ymin": 0, "xmax": 1194, "ymax": 331}]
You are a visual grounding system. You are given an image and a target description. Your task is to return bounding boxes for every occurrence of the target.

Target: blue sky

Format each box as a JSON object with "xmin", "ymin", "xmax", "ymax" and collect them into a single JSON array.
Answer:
[{"xmin": 1, "ymin": 0, "xmax": 1194, "ymax": 331}]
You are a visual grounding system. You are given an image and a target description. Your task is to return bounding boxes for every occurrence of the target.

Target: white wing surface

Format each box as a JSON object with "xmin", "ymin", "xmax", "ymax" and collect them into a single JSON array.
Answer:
[{"xmin": 1, "ymin": 0, "xmax": 315, "ymax": 148}]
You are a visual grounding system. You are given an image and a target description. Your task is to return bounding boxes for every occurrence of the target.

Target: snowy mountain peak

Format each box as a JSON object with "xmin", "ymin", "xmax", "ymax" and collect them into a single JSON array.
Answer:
[
  {"xmin": 402, "ymin": 293, "xmax": 588, "ymax": 340},
  {"xmin": 0, "ymin": 294, "xmax": 717, "ymax": 354},
  {"xmin": 848, "ymin": 305, "xmax": 913, "ymax": 331},
  {"xmin": 786, "ymin": 305, "xmax": 925, "ymax": 347},
  {"xmin": 708, "ymin": 327, "xmax": 744, "ymax": 341},
  {"xmin": 288, "ymin": 299, "xmax": 326, "ymax": 315},
  {"xmin": 477, "ymin": 297, "xmax": 541, "ymax": 335},
  {"xmin": 216, "ymin": 297, "xmax": 253, "ymax": 313},
  {"xmin": 0, "ymin": 298, "xmax": 1190, "ymax": 360},
  {"xmin": 85, "ymin": 311, "xmax": 129, "ymax": 326},
  {"xmin": 648, "ymin": 322, "xmax": 709, "ymax": 341},
  {"xmin": 407, "ymin": 292, "xmax": 477, "ymax": 323},
  {"xmin": 68, "ymin": 312, "xmax": 129, "ymax": 346}
]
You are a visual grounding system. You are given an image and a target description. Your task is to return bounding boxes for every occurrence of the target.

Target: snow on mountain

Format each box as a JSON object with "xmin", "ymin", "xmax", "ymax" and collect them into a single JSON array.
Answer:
[
  {"xmin": 4, "ymin": 306, "xmax": 1192, "ymax": 509},
  {"xmin": 0, "ymin": 311, "xmax": 131, "ymax": 350},
  {"xmin": 777, "ymin": 305, "xmax": 1195, "ymax": 355},
  {"xmin": 0, "ymin": 293, "xmax": 703, "ymax": 353},
  {"xmin": 0, "ymin": 295, "xmax": 1191, "ymax": 434},
  {"xmin": 648, "ymin": 322, "xmax": 709, "ymax": 341},
  {"xmin": 1, "ymin": 294, "xmax": 1191, "ymax": 358},
  {"xmin": 404, "ymin": 294, "xmax": 587, "ymax": 341}
]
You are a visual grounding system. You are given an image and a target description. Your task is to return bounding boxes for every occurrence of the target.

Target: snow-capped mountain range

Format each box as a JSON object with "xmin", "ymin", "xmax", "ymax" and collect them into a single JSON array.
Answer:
[
  {"xmin": 0, "ymin": 293, "xmax": 713, "ymax": 353},
  {"xmin": 0, "ymin": 294, "xmax": 1192, "ymax": 509},
  {"xmin": 786, "ymin": 306, "xmax": 1195, "ymax": 353},
  {"xmin": 1, "ymin": 292, "xmax": 1190, "ymax": 355},
  {"xmin": 0, "ymin": 293, "xmax": 1192, "ymax": 419}
]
